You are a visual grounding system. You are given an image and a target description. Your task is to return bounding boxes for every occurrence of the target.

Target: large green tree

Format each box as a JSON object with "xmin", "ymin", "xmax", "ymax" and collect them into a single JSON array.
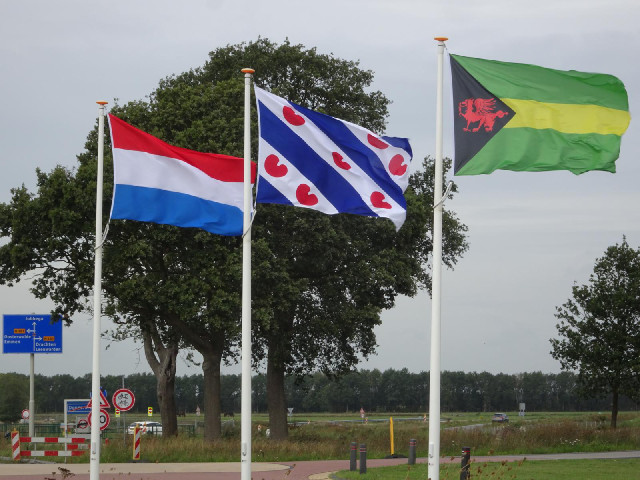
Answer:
[
  {"xmin": 551, "ymin": 237, "xmax": 640, "ymax": 427},
  {"xmin": 0, "ymin": 38, "xmax": 468, "ymax": 440}
]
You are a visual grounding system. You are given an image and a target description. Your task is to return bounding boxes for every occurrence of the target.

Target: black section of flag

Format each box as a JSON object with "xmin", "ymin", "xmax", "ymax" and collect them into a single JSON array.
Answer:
[{"xmin": 450, "ymin": 56, "xmax": 515, "ymax": 174}]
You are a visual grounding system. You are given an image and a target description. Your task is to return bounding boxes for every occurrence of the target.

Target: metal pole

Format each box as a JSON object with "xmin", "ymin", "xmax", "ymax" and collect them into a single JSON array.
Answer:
[
  {"xmin": 359, "ymin": 444, "xmax": 367, "ymax": 474},
  {"xmin": 350, "ymin": 442, "xmax": 357, "ymax": 471},
  {"xmin": 240, "ymin": 67, "xmax": 254, "ymax": 480},
  {"xmin": 90, "ymin": 100, "xmax": 107, "ymax": 480},
  {"xmin": 122, "ymin": 376, "xmax": 126, "ymax": 446},
  {"xmin": 389, "ymin": 416, "xmax": 395, "ymax": 456},
  {"xmin": 409, "ymin": 438, "xmax": 417, "ymax": 465},
  {"xmin": 29, "ymin": 353, "xmax": 34, "ymax": 438},
  {"xmin": 460, "ymin": 446, "xmax": 471, "ymax": 480},
  {"xmin": 428, "ymin": 36, "xmax": 447, "ymax": 480}
]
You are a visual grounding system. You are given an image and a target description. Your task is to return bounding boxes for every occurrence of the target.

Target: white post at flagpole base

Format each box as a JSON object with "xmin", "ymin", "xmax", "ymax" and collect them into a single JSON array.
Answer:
[
  {"xmin": 240, "ymin": 67, "xmax": 254, "ymax": 480},
  {"xmin": 90, "ymin": 101, "xmax": 107, "ymax": 480},
  {"xmin": 428, "ymin": 36, "xmax": 447, "ymax": 480}
]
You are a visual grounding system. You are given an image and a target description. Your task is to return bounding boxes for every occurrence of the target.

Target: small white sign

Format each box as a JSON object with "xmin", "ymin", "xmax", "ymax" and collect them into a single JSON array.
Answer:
[{"xmin": 21, "ymin": 409, "xmax": 30, "ymax": 420}]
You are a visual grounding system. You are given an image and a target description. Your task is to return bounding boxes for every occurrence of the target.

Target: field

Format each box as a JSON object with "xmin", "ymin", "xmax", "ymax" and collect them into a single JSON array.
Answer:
[{"xmin": 2, "ymin": 411, "xmax": 640, "ymax": 466}]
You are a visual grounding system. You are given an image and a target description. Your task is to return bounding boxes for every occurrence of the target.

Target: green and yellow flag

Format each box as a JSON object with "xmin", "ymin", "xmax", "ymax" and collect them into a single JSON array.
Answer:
[{"xmin": 450, "ymin": 54, "xmax": 630, "ymax": 175}]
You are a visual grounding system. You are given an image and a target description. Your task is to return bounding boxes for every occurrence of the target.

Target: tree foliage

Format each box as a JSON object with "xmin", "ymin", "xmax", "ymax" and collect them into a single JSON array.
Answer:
[
  {"xmin": 0, "ymin": 373, "xmax": 29, "ymax": 422},
  {"xmin": 550, "ymin": 237, "xmax": 640, "ymax": 427},
  {"xmin": 1, "ymin": 369, "xmax": 633, "ymax": 418},
  {"xmin": 0, "ymin": 38, "xmax": 469, "ymax": 439}
]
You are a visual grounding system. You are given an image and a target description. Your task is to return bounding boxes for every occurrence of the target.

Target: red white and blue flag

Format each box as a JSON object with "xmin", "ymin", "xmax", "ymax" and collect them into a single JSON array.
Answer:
[
  {"xmin": 254, "ymin": 87, "xmax": 412, "ymax": 230},
  {"xmin": 108, "ymin": 114, "xmax": 255, "ymax": 236}
]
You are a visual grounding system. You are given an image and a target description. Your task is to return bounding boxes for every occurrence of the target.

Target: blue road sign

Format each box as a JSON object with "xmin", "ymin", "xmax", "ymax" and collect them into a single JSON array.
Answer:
[
  {"xmin": 66, "ymin": 399, "xmax": 91, "ymax": 415},
  {"xmin": 2, "ymin": 314, "xmax": 63, "ymax": 354}
]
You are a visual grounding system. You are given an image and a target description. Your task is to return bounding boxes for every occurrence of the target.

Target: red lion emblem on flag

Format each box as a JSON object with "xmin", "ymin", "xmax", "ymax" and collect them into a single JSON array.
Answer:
[{"xmin": 458, "ymin": 98, "xmax": 509, "ymax": 132}]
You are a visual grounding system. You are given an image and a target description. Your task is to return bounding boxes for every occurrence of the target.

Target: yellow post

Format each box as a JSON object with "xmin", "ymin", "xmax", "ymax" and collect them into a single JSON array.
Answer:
[{"xmin": 389, "ymin": 417, "xmax": 395, "ymax": 456}]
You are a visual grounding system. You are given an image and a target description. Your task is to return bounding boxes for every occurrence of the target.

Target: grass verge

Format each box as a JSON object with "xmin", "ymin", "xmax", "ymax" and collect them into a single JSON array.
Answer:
[
  {"xmin": 2, "ymin": 412, "xmax": 639, "ymax": 464},
  {"xmin": 334, "ymin": 458, "xmax": 640, "ymax": 479}
]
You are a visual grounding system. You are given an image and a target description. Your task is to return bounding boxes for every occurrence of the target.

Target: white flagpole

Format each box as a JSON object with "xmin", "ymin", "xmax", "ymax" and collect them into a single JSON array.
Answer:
[
  {"xmin": 90, "ymin": 100, "xmax": 107, "ymax": 480},
  {"xmin": 240, "ymin": 67, "xmax": 254, "ymax": 480},
  {"xmin": 428, "ymin": 36, "xmax": 447, "ymax": 480}
]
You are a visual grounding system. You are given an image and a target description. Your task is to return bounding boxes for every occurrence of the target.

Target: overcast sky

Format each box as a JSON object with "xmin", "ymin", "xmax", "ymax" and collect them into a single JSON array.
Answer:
[{"xmin": 1, "ymin": 0, "xmax": 639, "ymax": 381}]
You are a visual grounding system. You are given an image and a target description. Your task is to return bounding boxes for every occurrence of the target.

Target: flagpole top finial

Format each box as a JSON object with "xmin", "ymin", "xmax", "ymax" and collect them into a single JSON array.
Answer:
[
  {"xmin": 96, "ymin": 101, "xmax": 108, "ymax": 105},
  {"xmin": 434, "ymin": 36, "xmax": 448, "ymax": 42},
  {"xmin": 241, "ymin": 68, "xmax": 255, "ymax": 74}
]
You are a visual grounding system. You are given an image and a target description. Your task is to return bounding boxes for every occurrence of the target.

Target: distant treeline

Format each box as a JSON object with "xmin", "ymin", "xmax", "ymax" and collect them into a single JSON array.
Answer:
[{"xmin": 4, "ymin": 369, "xmax": 638, "ymax": 414}]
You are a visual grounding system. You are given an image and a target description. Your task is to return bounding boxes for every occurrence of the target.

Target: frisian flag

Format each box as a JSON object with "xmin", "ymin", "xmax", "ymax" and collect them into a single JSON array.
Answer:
[
  {"xmin": 450, "ymin": 54, "xmax": 630, "ymax": 175},
  {"xmin": 108, "ymin": 114, "xmax": 256, "ymax": 236},
  {"xmin": 254, "ymin": 87, "xmax": 413, "ymax": 230}
]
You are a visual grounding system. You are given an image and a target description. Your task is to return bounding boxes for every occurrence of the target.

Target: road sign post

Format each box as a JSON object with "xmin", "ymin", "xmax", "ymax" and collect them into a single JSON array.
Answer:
[{"xmin": 3, "ymin": 314, "xmax": 63, "ymax": 437}]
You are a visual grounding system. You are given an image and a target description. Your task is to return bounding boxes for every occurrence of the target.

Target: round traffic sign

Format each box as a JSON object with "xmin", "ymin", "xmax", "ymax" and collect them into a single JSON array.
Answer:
[
  {"xmin": 112, "ymin": 388, "xmax": 135, "ymax": 411},
  {"xmin": 21, "ymin": 409, "xmax": 30, "ymax": 420},
  {"xmin": 87, "ymin": 409, "xmax": 110, "ymax": 431},
  {"xmin": 76, "ymin": 419, "xmax": 89, "ymax": 433}
]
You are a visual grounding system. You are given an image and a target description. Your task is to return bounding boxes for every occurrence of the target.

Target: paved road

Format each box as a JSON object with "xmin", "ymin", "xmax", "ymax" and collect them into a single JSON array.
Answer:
[{"xmin": 2, "ymin": 451, "xmax": 640, "ymax": 480}]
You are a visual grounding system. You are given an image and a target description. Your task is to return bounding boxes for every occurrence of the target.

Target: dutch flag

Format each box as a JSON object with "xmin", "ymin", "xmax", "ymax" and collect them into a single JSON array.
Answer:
[
  {"xmin": 108, "ymin": 114, "xmax": 255, "ymax": 236},
  {"xmin": 254, "ymin": 87, "xmax": 412, "ymax": 230}
]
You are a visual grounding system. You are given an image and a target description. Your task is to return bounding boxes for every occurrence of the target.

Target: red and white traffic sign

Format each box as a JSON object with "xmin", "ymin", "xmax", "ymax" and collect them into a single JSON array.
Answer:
[
  {"xmin": 87, "ymin": 389, "xmax": 110, "ymax": 409},
  {"xmin": 21, "ymin": 409, "xmax": 30, "ymax": 420},
  {"xmin": 75, "ymin": 418, "xmax": 90, "ymax": 433},
  {"xmin": 112, "ymin": 388, "xmax": 135, "ymax": 412},
  {"xmin": 87, "ymin": 409, "xmax": 110, "ymax": 431}
]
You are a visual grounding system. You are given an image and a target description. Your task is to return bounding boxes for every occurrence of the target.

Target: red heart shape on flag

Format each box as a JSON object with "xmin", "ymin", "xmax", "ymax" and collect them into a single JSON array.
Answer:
[
  {"xmin": 283, "ymin": 106, "xmax": 305, "ymax": 126},
  {"xmin": 370, "ymin": 191, "xmax": 392, "ymax": 209},
  {"xmin": 296, "ymin": 184, "xmax": 318, "ymax": 206},
  {"xmin": 264, "ymin": 154, "xmax": 288, "ymax": 177},
  {"xmin": 367, "ymin": 134, "xmax": 388, "ymax": 150},
  {"xmin": 332, "ymin": 152, "xmax": 351, "ymax": 170},
  {"xmin": 389, "ymin": 154, "xmax": 407, "ymax": 176}
]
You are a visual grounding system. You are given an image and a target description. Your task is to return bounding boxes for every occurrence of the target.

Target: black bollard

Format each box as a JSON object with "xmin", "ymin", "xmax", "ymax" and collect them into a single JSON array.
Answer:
[
  {"xmin": 359, "ymin": 443, "xmax": 367, "ymax": 474},
  {"xmin": 408, "ymin": 438, "xmax": 417, "ymax": 465},
  {"xmin": 350, "ymin": 442, "xmax": 357, "ymax": 471},
  {"xmin": 460, "ymin": 446, "xmax": 471, "ymax": 480}
]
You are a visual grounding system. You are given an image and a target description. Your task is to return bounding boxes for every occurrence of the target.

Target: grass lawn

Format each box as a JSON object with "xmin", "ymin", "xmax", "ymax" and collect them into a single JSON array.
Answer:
[{"xmin": 334, "ymin": 458, "xmax": 640, "ymax": 479}]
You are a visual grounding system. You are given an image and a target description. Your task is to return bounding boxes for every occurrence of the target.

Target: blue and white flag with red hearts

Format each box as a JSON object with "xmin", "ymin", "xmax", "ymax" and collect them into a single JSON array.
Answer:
[{"xmin": 254, "ymin": 87, "xmax": 413, "ymax": 230}]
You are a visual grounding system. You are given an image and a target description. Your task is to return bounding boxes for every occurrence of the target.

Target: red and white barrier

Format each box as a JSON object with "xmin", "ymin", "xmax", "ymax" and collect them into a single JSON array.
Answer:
[
  {"xmin": 11, "ymin": 431, "xmax": 90, "ymax": 460},
  {"xmin": 11, "ymin": 431, "xmax": 20, "ymax": 461},
  {"xmin": 132, "ymin": 425, "xmax": 141, "ymax": 460}
]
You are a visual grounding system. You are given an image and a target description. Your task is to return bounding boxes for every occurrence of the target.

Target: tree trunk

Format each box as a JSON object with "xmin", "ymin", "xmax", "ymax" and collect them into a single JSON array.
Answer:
[
  {"xmin": 168, "ymin": 322, "xmax": 227, "ymax": 442},
  {"xmin": 202, "ymin": 352, "xmax": 222, "ymax": 441},
  {"xmin": 266, "ymin": 341, "xmax": 288, "ymax": 440},
  {"xmin": 611, "ymin": 387, "xmax": 619, "ymax": 429},
  {"xmin": 141, "ymin": 322, "xmax": 179, "ymax": 436}
]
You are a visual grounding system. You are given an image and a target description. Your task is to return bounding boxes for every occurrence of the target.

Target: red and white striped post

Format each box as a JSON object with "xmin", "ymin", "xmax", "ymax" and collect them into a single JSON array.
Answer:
[
  {"xmin": 132, "ymin": 425, "xmax": 141, "ymax": 461},
  {"xmin": 11, "ymin": 431, "xmax": 20, "ymax": 461}
]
